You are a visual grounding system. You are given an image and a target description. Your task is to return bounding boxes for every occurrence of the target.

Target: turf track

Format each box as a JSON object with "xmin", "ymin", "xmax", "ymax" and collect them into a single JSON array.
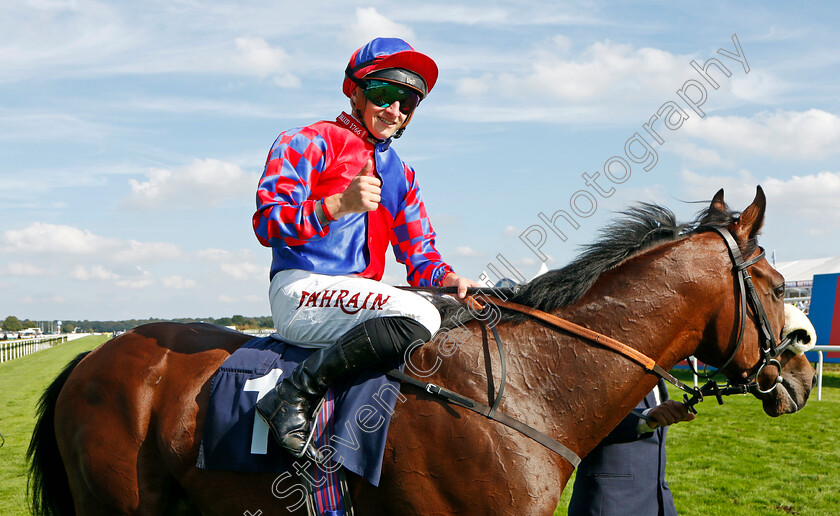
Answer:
[{"xmin": 1, "ymin": 336, "xmax": 837, "ymax": 515}]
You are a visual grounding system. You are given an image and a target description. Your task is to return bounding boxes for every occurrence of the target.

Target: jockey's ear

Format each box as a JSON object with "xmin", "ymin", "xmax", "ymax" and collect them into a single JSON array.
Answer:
[
  {"xmin": 734, "ymin": 185, "xmax": 766, "ymax": 244},
  {"xmin": 351, "ymin": 87, "xmax": 367, "ymax": 121}
]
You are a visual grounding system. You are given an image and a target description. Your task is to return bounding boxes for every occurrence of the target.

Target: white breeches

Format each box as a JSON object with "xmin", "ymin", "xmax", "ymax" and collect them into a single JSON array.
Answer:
[{"xmin": 269, "ymin": 269, "xmax": 441, "ymax": 348}]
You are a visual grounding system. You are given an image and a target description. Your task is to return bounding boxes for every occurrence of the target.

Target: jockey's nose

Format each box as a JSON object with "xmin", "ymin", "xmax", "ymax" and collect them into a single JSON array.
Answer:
[{"xmin": 384, "ymin": 101, "xmax": 401, "ymax": 117}]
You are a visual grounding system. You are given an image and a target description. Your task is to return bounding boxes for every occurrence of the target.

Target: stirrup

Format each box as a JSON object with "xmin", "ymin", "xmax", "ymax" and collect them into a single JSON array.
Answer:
[{"xmin": 295, "ymin": 398, "xmax": 325, "ymax": 463}]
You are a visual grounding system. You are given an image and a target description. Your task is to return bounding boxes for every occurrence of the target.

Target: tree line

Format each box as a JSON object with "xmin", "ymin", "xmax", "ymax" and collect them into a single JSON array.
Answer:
[{"xmin": 2, "ymin": 315, "xmax": 274, "ymax": 334}]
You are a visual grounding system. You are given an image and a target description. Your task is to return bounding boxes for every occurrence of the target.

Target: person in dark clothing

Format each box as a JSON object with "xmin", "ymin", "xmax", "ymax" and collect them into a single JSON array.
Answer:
[{"xmin": 568, "ymin": 379, "xmax": 695, "ymax": 516}]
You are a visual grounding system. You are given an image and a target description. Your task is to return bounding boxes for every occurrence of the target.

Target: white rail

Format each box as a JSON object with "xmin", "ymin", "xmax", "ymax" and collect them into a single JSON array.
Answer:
[
  {"xmin": 0, "ymin": 335, "xmax": 67, "ymax": 364},
  {"xmin": 812, "ymin": 345, "xmax": 840, "ymax": 401}
]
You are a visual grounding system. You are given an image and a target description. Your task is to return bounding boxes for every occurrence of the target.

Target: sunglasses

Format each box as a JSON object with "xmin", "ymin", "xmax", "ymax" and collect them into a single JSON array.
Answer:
[{"xmin": 362, "ymin": 80, "xmax": 420, "ymax": 114}]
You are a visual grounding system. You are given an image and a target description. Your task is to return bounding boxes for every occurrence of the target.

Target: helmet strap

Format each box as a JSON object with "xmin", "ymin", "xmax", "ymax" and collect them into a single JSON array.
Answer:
[
  {"xmin": 393, "ymin": 111, "xmax": 413, "ymax": 139},
  {"xmin": 351, "ymin": 88, "xmax": 387, "ymax": 144}
]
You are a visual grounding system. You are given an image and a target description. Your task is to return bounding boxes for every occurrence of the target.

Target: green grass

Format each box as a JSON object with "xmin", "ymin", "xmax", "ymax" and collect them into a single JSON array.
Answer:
[
  {"xmin": 0, "ymin": 335, "xmax": 108, "ymax": 515},
  {"xmin": 2, "ymin": 344, "xmax": 837, "ymax": 515},
  {"xmin": 555, "ymin": 367, "xmax": 840, "ymax": 516}
]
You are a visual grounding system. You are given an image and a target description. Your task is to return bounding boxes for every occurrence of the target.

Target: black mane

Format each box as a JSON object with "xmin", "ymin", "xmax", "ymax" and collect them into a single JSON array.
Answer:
[{"xmin": 436, "ymin": 199, "xmax": 753, "ymax": 327}]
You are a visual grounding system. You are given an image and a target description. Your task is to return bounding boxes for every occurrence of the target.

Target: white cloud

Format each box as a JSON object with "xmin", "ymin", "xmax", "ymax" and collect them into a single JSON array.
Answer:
[
  {"xmin": 457, "ymin": 40, "xmax": 687, "ymax": 103},
  {"xmin": 196, "ymin": 248, "xmax": 234, "ymax": 262},
  {"xmin": 681, "ymin": 168, "xmax": 840, "ymax": 229},
  {"xmin": 0, "ymin": 1, "xmax": 136, "ymax": 83},
  {"xmin": 234, "ymin": 37, "xmax": 300, "ymax": 88},
  {"xmin": 1, "ymin": 222, "xmax": 183, "ymax": 269},
  {"xmin": 396, "ymin": 5, "xmax": 605, "ymax": 27},
  {"xmin": 123, "ymin": 158, "xmax": 253, "ymax": 210},
  {"xmin": 234, "ymin": 37, "xmax": 287, "ymax": 75},
  {"xmin": 115, "ymin": 267, "xmax": 153, "ymax": 289},
  {"xmin": 728, "ymin": 69, "xmax": 788, "ymax": 104},
  {"xmin": 193, "ymin": 247, "xmax": 267, "ymax": 280},
  {"xmin": 680, "ymin": 168, "xmax": 761, "ymax": 202},
  {"xmin": 346, "ymin": 7, "xmax": 415, "ymax": 46},
  {"xmin": 395, "ymin": 5, "xmax": 510, "ymax": 26},
  {"xmin": 44, "ymin": 294, "xmax": 67, "ymax": 304},
  {"xmin": 1, "ymin": 223, "xmax": 116, "ymax": 255},
  {"xmin": 681, "ymin": 109, "xmax": 840, "ymax": 160},
  {"xmin": 4, "ymin": 262, "xmax": 52, "ymax": 276},
  {"xmin": 447, "ymin": 39, "xmax": 700, "ymax": 123},
  {"xmin": 551, "ymin": 34, "xmax": 572, "ymax": 53},
  {"xmin": 219, "ymin": 261, "xmax": 268, "ymax": 280},
  {"xmin": 1, "ymin": 2, "xmax": 342, "ymax": 84},
  {"xmin": 162, "ymin": 275, "xmax": 197, "ymax": 289},
  {"xmin": 763, "ymin": 171, "xmax": 840, "ymax": 229},
  {"xmin": 667, "ymin": 141, "xmax": 731, "ymax": 168},
  {"xmin": 71, "ymin": 265, "xmax": 118, "ymax": 281},
  {"xmin": 112, "ymin": 241, "xmax": 181, "ymax": 263}
]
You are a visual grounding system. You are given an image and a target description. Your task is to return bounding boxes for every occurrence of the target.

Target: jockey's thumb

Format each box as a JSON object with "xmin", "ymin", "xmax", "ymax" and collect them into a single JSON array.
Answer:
[{"xmin": 356, "ymin": 160, "xmax": 374, "ymax": 178}]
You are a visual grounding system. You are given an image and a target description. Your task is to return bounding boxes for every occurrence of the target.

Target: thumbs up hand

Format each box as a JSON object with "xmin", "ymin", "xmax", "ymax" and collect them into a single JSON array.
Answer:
[
  {"xmin": 322, "ymin": 160, "xmax": 381, "ymax": 219},
  {"xmin": 355, "ymin": 159, "xmax": 375, "ymax": 179}
]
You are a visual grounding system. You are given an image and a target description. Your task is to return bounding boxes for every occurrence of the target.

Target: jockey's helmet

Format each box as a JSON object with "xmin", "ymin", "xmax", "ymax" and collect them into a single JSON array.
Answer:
[{"xmin": 343, "ymin": 38, "xmax": 438, "ymax": 100}]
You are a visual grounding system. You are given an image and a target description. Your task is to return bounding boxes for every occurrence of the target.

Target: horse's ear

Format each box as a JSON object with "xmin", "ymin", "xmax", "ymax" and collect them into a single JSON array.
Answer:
[
  {"xmin": 734, "ymin": 185, "xmax": 766, "ymax": 242},
  {"xmin": 709, "ymin": 189, "xmax": 726, "ymax": 213},
  {"xmin": 699, "ymin": 189, "xmax": 728, "ymax": 225}
]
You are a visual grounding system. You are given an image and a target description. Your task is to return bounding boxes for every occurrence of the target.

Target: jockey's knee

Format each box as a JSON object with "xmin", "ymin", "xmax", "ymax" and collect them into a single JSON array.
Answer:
[
  {"xmin": 411, "ymin": 299, "xmax": 441, "ymax": 337},
  {"xmin": 364, "ymin": 313, "xmax": 436, "ymax": 358}
]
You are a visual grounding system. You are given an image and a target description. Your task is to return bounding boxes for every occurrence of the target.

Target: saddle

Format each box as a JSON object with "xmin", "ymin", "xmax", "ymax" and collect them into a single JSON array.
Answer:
[{"xmin": 196, "ymin": 336, "xmax": 403, "ymax": 485}]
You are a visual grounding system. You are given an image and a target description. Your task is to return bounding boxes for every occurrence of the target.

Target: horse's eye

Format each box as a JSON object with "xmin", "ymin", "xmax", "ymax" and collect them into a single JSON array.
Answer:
[{"xmin": 773, "ymin": 284, "xmax": 785, "ymax": 299}]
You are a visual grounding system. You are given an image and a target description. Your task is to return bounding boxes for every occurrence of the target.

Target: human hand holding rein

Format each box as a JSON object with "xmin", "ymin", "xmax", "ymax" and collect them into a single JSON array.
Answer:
[
  {"xmin": 646, "ymin": 399, "xmax": 696, "ymax": 429},
  {"xmin": 442, "ymin": 272, "xmax": 481, "ymax": 299}
]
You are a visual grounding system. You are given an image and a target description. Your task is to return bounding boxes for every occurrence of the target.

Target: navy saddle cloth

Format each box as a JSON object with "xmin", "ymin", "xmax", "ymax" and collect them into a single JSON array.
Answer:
[{"xmin": 196, "ymin": 336, "xmax": 403, "ymax": 486}]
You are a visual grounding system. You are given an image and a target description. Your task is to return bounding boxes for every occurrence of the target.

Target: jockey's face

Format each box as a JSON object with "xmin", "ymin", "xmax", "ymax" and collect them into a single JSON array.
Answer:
[{"xmin": 353, "ymin": 87, "xmax": 407, "ymax": 140}]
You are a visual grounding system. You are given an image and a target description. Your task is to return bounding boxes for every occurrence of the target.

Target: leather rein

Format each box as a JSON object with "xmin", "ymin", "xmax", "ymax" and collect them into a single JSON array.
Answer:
[{"xmin": 391, "ymin": 227, "xmax": 784, "ymax": 468}]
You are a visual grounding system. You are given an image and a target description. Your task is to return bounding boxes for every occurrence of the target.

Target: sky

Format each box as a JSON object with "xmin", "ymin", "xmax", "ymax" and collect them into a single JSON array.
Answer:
[{"xmin": 2, "ymin": 0, "xmax": 839, "ymax": 322}]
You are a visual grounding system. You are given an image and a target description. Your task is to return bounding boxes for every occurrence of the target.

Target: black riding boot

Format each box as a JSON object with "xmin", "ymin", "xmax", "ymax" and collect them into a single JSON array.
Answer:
[{"xmin": 255, "ymin": 316, "xmax": 431, "ymax": 460}]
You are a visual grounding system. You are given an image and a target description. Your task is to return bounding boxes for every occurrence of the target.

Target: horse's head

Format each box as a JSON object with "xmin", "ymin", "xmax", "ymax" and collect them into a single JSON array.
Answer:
[{"xmin": 696, "ymin": 186, "xmax": 816, "ymax": 416}]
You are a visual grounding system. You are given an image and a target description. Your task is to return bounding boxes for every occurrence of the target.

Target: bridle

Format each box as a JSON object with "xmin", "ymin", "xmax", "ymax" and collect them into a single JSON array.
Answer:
[
  {"xmin": 391, "ymin": 225, "xmax": 795, "ymax": 467},
  {"xmin": 702, "ymin": 227, "xmax": 794, "ymax": 394}
]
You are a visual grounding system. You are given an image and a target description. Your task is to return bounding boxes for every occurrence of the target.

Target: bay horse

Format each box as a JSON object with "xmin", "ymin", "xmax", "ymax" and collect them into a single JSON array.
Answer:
[{"xmin": 29, "ymin": 187, "xmax": 815, "ymax": 515}]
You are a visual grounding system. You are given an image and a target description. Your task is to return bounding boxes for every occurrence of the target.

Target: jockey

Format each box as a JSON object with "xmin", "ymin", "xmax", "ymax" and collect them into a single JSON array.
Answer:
[{"xmin": 253, "ymin": 37, "xmax": 479, "ymax": 460}]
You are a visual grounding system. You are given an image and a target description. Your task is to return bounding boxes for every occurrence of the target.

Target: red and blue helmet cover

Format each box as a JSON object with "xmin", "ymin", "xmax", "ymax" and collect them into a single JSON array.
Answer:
[{"xmin": 343, "ymin": 38, "xmax": 438, "ymax": 98}]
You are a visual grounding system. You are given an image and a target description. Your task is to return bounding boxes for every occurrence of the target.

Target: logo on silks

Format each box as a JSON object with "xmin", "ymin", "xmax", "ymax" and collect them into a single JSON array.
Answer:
[{"xmin": 296, "ymin": 289, "xmax": 392, "ymax": 314}]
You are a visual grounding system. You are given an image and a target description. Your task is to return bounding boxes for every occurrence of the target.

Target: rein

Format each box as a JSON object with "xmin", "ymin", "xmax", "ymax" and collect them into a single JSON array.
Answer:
[{"xmin": 392, "ymin": 227, "xmax": 783, "ymax": 467}]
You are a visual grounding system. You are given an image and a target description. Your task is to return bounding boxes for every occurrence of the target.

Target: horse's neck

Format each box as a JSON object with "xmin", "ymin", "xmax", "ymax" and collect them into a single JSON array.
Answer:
[
  {"xmin": 511, "ymin": 237, "xmax": 729, "ymax": 457},
  {"xmin": 567, "ymin": 236, "xmax": 728, "ymax": 366}
]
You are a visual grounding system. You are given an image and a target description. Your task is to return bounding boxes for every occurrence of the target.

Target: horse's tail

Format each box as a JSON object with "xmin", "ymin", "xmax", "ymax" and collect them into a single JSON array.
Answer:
[{"xmin": 27, "ymin": 351, "xmax": 90, "ymax": 516}]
